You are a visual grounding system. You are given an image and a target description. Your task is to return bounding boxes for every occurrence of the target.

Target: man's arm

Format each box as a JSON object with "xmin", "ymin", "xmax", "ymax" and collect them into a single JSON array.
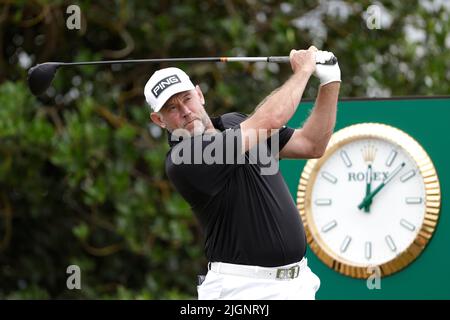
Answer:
[
  {"xmin": 279, "ymin": 82, "xmax": 340, "ymax": 159},
  {"xmin": 239, "ymin": 48, "xmax": 316, "ymax": 152}
]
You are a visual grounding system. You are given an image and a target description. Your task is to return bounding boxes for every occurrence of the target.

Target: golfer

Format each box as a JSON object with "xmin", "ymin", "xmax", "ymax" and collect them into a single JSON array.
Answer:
[{"xmin": 144, "ymin": 46, "xmax": 341, "ymax": 300}]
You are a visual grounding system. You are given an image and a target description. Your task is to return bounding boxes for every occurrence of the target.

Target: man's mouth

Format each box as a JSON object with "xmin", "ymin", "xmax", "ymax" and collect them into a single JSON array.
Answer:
[{"xmin": 184, "ymin": 119, "xmax": 198, "ymax": 127}]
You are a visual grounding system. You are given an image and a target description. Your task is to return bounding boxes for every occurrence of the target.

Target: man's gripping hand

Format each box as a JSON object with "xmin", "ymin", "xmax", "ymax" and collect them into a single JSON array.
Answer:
[
  {"xmin": 289, "ymin": 46, "xmax": 317, "ymax": 75},
  {"xmin": 314, "ymin": 51, "xmax": 341, "ymax": 86}
]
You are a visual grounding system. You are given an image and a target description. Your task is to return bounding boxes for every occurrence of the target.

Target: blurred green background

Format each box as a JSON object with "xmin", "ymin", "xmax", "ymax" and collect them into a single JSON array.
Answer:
[{"xmin": 0, "ymin": 0, "xmax": 449, "ymax": 299}]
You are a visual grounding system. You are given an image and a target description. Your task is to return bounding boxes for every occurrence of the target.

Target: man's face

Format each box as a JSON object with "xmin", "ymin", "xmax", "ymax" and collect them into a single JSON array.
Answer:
[{"xmin": 150, "ymin": 86, "xmax": 210, "ymax": 136}]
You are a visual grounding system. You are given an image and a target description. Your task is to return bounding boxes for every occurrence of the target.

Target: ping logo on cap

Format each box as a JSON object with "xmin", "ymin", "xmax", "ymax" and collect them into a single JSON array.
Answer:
[{"xmin": 152, "ymin": 74, "xmax": 181, "ymax": 98}]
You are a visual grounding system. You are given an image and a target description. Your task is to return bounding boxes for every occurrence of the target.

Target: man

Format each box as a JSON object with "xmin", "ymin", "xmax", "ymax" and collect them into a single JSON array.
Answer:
[{"xmin": 144, "ymin": 46, "xmax": 340, "ymax": 299}]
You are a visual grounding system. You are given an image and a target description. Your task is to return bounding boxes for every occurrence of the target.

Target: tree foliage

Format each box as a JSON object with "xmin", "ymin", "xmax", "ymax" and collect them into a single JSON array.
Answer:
[{"xmin": 0, "ymin": 0, "xmax": 449, "ymax": 298}]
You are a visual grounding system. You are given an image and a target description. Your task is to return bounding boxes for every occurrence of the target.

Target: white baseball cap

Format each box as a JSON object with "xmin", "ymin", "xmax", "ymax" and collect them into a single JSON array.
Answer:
[{"xmin": 144, "ymin": 67, "xmax": 195, "ymax": 112}]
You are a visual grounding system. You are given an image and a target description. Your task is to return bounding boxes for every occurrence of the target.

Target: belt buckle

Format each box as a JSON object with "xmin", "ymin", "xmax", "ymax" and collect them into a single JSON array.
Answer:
[{"xmin": 276, "ymin": 265, "xmax": 300, "ymax": 280}]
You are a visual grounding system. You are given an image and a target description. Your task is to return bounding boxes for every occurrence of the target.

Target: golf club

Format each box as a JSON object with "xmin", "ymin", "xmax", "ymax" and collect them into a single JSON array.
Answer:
[{"xmin": 27, "ymin": 55, "xmax": 338, "ymax": 96}]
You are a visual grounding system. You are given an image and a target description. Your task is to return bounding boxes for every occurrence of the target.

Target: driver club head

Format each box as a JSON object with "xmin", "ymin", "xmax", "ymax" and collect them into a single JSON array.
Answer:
[{"xmin": 27, "ymin": 63, "xmax": 61, "ymax": 96}]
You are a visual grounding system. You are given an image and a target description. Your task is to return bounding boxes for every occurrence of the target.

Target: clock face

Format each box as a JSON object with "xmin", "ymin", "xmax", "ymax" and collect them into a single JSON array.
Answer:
[
  {"xmin": 311, "ymin": 138, "xmax": 425, "ymax": 266},
  {"xmin": 298, "ymin": 123, "xmax": 441, "ymax": 278}
]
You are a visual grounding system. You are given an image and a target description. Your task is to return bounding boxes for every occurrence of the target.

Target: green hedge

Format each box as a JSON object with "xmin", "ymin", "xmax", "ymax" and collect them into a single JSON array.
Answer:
[{"xmin": 0, "ymin": 81, "xmax": 205, "ymax": 299}]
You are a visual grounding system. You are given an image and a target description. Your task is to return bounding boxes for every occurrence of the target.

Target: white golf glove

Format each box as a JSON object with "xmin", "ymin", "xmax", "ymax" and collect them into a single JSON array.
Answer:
[{"xmin": 314, "ymin": 51, "xmax": 341, "ymax": 86}]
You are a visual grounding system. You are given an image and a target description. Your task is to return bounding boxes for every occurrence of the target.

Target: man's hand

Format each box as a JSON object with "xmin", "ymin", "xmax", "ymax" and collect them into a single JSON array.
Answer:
[
  {"xmin": 289, "ymin": 46, "xmax": 318, "ymax": 75},
  {"xmin": 314, "ymin": 51, "xmax": 341, "ymax": 86}
]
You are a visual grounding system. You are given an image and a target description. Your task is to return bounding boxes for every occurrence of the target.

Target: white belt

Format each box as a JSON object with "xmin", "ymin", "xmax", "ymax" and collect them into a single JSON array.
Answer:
[{"xmin": 209, "ymin": 258, "xmax": 307, "ymax": 280}]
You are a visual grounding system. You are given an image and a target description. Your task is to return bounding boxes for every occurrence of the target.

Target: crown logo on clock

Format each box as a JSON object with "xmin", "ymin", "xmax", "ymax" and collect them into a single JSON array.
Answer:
[{"xmin": 362, "ymin": 144, "xmax": 377, "ymax": 164}]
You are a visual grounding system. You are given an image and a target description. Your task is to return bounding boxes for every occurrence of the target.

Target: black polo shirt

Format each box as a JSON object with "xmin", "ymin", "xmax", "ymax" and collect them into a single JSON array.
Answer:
[{"xmin": 165, "ymin": 112, "xmax": 306, "ymax": 267}]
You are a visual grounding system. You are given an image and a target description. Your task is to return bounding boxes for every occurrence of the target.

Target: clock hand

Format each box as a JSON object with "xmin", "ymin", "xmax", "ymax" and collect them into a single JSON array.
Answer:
[
  {"xmin": 358, "ymin": 162, "xmax": 406, "ymax": 210},
  {"xmin": 363, "ymin": 164, "xmax": 373, "ymax": 213}
]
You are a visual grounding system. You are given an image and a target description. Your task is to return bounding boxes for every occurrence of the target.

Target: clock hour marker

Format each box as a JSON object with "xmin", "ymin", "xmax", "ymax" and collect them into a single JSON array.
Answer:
[
  {"xmin": 385, "ymin": 235, "xmax": 397, "ymax": 252},
  {"xmin": 386, "ymin": 150, "xmax": 398, "ymax": 167},
  {"xmin": 321, "ymin": 172, "xmax": 337, "ymax": 184},
  {"xmin": 340, "ymin": 151, "xmax": 352, "ymax": 167},
  {"xmin": 405, "ymin": 197, "xmax": 423, "ymax": 204},
  {"xmin": 315, "ymin": 199, "xmax": 332, "ymax": 206},
  {"xmin": 400, "ymin": 170, "xmax": 416, "ymax": 182},
  {"xmin": 321, "ymin": 220, "xmax": 337, "ymax": 233},
  {"xmin": 400, "ymin": 219, "xmax": 416, "ymax": 231},
  {"xmin": 365, "ymin": 242, "xmax": 372, "ymax": 260},
  {"xmin": 340, "ymin": 236, "xmax": 352, "ymax": 253}
]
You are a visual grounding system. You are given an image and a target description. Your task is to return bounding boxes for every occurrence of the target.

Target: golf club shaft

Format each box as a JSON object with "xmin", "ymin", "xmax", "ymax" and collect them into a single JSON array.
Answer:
[
  {"xmin": 52, "ymin": 56, "xmax": 336, "ymax": 66},
  {"xmin": 53, "ymin": 57, "xmax": 290, "ymax": 66}
]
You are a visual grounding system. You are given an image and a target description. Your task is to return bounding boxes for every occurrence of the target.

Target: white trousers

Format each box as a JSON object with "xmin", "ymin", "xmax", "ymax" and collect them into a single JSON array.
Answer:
[{"xmin": 197, "ymin": 258, "xmax": 320, "ymax": 300}]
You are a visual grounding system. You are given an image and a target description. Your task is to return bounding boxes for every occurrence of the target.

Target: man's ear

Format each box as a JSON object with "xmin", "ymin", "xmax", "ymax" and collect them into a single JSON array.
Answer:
[
  {"xmin": 195, "ymin": 85, "xmax": 205, "ymax": 105},
  {"xmin": 150, "ymin": 112, "xmax": 166, "ymax": 128}
]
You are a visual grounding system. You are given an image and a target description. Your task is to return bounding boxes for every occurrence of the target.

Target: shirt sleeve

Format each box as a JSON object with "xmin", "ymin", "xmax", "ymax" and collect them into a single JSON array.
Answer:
[{"xmin": 271, "ymin": 125, "xmax": 295, "ymax": 152}]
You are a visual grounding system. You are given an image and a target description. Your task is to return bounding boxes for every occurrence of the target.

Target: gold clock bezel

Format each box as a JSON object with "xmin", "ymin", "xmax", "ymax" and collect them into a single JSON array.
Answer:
[{"xmin": 297, "ymin": 123, "xmax": 441, "ymax": 279}]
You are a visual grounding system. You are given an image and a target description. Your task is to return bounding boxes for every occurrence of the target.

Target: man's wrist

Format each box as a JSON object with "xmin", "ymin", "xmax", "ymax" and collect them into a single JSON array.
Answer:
[{"xmin": 292, "ymin": 69, "xmax": 313, "ymax": 81}]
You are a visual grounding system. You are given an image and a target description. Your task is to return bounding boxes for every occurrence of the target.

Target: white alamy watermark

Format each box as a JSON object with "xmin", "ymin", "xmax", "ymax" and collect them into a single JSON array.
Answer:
[
  {"xmin": 365, "ymin": 5, "xmax": 381, "ymax": 30},
  {"xmin": 66, "ymin": 265, "xmax": 81, "ymax": 290},
  {"xmin": 170, "ymin": 127, "xmax": 280, "ymax": 175},
  {"xmin": 66, "ymin": 5, "xmax": 81, "ymax": 30},
  {"xmin": 363, "ymin": 3, "xmax": 393, "ymax": 30},
  {"xmin": 366, "ymin": 265, "xmax": 381, "ymax": 290}
]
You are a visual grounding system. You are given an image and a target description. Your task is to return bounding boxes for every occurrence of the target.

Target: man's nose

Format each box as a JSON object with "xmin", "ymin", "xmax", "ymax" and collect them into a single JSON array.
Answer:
[{"xmin": 180, "ymin": 103, "xmax": 191, "ymax": 116}]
